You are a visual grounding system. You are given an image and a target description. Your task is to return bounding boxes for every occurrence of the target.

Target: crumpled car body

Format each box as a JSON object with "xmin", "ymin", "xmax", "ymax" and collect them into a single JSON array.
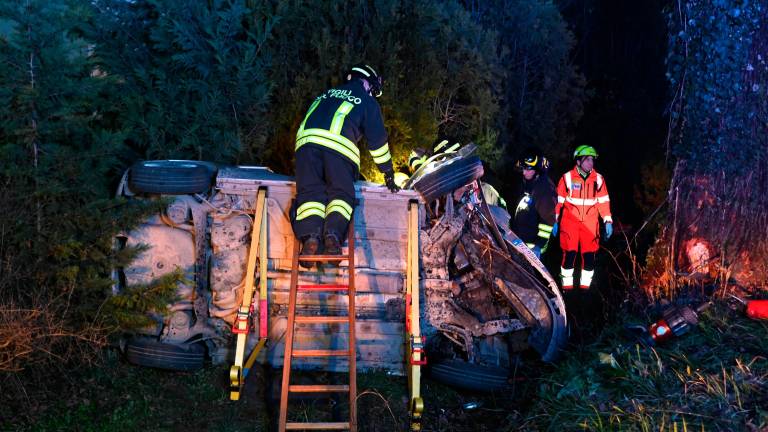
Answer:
[{"xmin": 115, "ymin": 161, "xmax": 567, "ymax": 374}]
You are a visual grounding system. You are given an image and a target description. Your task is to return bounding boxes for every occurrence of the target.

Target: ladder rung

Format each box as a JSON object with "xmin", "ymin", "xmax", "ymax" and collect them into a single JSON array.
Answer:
[
  {"xmin": 294, "ymin": 316, "xmax": 349, "ymax": 324},
  {"xmin": 297, "ymin": 284, "xmax": 349, "ymax": 291},
  {"xmin": 299, "ymin": 255, "xmax": 349, "ymax": 262},
  {"xmin": 289, "ymin": 384, "xmax": 350, "ymax": 393},
  {"xmin": 293, "ymin": 349, "xmax": 349, "ymax": 357},
  {"xmin": 285, "ymin": 422, "xmax": 350, "ymax": 430}
]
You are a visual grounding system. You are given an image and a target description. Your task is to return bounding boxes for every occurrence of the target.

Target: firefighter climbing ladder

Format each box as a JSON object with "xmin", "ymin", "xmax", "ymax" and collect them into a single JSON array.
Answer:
[
  {"xmin": 278, "ymin": 213, "xmax": 358, "ymax": 431},
  {"xmin": 230, "ymin": 187, "xmax": 270, "ymax": 401}
]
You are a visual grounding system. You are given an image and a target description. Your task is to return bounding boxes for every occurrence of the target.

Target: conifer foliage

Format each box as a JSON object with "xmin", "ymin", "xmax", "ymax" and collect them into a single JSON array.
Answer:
[
  {"xmin": 464, "ymin": 0, "xmax": 587, "ymax": 164},
  {"xmin": 0, "ymin": 0, "xmax": 160, "ymax": 370},
  {"xmin": 82, "ymin": 0, "xmax": 276, "ymax": 163},
  {"xmin": 263, "ymin": 0, "xmax": 502, "ymax": 178}
]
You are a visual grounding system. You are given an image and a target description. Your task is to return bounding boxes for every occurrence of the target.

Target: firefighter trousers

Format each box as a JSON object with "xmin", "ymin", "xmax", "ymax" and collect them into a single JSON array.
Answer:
[{"xmin": 292, "ymin": 145, "xmax": 356, "ymax": 241}]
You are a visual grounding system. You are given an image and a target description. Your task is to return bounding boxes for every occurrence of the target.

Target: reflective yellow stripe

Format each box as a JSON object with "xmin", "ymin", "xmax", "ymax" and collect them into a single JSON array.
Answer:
[
  {"xmin": 295, "ymin": 99, "xmax": 360, "ymax": 167},
  {"xmin": 435, "ymin": 140, "xmax": 461, "ymax": 154},
  {"xmin": 296, "ymin": 132, "xmax": 361, "ymax": 167},
  {"xmin": 297, "ymin": 98, "xmax": 322, "ymax": 137},
  {"xmin": 326, "ymin": 206, "xmax": 351, "ymax": 220},
  {"xmin": 297, "ymin": 201, "xmax": 325, "ymax": 212},
  {"xmin": 537, "ymin": 231, "xmax": 550, "ymax": 239},
  {"xmin": 409, "ymin": 155, "xmax": 427, "ymax": 171},
  {"xmin": 526, "ymin": 242, "xmax": 536, "ymax": 249},
  {"xmin": 371, "ymin": 145, "xmax": 392, "ymax": 164},
  {"xmin": 434, "ymin": 140, "xmax": 449, "ymax": 152},
  {"xmin": 538, "ymin": 224, "xmax": 553, "ymax": 233},
  {"xmin": 326, "ymin": 199, "xmax": 352, "ymax": 215},
  {"xmin": 298, "ymin": 128, "xmax": 359, "ymax": 156},
  {"xmin": 370, "ymin": 143, "xmax": 390, "ymax": 157},
  {"xmin": 372, "ymin": 151, "xmax": 392, "ymax": 165},
  {"xmin": 444, "ymin": 143, "xmax": 460, "ymax": 154},
  {"xmin": 296, "ymin": 208, "xmax": 325, "ymax": 220},
  {"xmin": 296, "ymin": 201, "xmax": 326, "ymax": 221},
  {"xmin": 326, "ymin": 199, "xmax": 353, "ymax": 220},
  {"xmin": 330, "ymin": 102, "xmax": 354, "ymax": 134}
]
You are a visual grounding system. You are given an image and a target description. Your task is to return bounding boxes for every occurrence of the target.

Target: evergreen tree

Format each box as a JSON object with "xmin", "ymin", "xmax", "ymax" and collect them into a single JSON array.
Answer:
[
  {"xmin": 263, "ymin": 0, "xmax": 500, "ymax": 179},
  {"xmin": 0, "ymin": 0, "xmax": 158, "ymax": 369},
  {"xmin": 82, "ymin": 0, "xmax": 276, "ymax": 163},
  {"xmin": 464, "ymin": 0, "xmax": 587, "ymax": 170}
]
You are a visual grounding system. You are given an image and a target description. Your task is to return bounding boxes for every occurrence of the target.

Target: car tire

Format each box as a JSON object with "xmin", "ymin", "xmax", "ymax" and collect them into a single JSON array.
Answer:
[
  {"xmin": 125, "ymin": 337, "xmax": 206, "ymax": 371},
  {"xmin": 411, "ymin": 156, "xmax": 484, "ymax": 202},
  {"xmin": 429, "ymin": 359, "xmax": 509, "ymax": 392},
  {"xmin": 129, "ymin": 160, "xmax": 217, "ymax": 195}
]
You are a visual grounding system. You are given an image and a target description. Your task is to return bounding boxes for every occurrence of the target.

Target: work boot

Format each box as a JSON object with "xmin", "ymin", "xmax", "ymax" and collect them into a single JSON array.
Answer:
[
  {"xmin": 299, "ymin": 236, "xmax": 320, "ymax": 269},
  {"xmin": 323, "ymin": 233, "xmax": 342, "ymax": 267}
]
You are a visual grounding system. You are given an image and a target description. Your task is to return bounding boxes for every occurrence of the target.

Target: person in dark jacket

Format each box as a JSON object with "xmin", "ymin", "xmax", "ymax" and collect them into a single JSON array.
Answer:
[
  {"xmin": 292, "ymin": 63, "xmax": 399, "ymax": 267},
  {"xmin": 511, "ymin": 148, "xmax": 556, "ymax": 259}
]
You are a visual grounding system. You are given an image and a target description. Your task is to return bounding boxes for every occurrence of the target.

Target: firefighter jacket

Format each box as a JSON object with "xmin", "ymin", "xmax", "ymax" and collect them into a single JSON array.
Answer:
[
  {"xmin": 295, "ymin": 80, "xmax": 393, "ymax": 173},
  {"xmin": 512, "ymin": 174, "xmax": 557, "ymax": 249},
  {"xmin": 554, "ymin": 166, "xmax": 612, "ymax": 229}
]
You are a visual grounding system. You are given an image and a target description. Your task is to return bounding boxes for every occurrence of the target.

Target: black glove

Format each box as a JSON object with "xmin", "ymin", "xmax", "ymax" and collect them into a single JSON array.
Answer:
[{"xmin": 383, "ymin": 171, "xmax": 400, "ymax": 193}]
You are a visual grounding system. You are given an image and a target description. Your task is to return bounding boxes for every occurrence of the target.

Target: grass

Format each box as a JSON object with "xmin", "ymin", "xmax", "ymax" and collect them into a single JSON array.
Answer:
[
  {"xmin": 521, "ymin": 304, "xmax": 768, "ymax": 431},
  {"xmin": 2, "ymin": 350, "xmax": 270, "ymax": 432},
  {"xmin": 2, "ymin": 303, "xmax": 766, "ymax": 431}
]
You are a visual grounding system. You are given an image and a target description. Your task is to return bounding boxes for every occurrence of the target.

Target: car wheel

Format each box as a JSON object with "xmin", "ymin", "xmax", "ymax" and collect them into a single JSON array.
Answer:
[
  {"xmin": 410, "ymin": 156, "xmax": 484, "ymax": 202},
  {"xmin": 125, "ymin": 336, "xmax": 206, "ymax": 371},
  {"xmin": 429, "ymin": 359, "xmax": 509, "ymax": 392},
  {"xmin": 129, "ymin": 160, "xmax": 217, "ymax": 195}
]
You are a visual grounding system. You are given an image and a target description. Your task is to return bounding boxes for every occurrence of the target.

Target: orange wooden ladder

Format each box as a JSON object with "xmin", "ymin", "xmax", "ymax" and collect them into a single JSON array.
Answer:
[{"xmin": 278, "ymin": 213, "xmax": 357, "ymax": 431}]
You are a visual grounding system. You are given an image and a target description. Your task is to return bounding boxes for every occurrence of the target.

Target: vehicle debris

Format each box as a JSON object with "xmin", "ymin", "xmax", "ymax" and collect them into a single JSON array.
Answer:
[
  {"xmin": 625, "ymin": 302, "xmax": 710, "ymax": 346},
  {"xmin": 729, "ymin": 294, "xmax": 768, "ymax": 320}
]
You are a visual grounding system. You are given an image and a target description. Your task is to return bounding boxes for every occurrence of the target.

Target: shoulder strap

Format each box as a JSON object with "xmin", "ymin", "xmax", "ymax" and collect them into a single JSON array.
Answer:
[{"xmin": 564, "ymin": 171, "xmax": 573, "ymax": 197}]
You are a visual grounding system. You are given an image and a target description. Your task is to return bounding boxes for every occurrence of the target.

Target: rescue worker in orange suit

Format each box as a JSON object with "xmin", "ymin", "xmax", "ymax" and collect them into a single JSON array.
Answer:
[
  {"xmin": 511, "ymin": 148, "xmax": 556, "ymax": 259},
  {"xmin": 292, "ymin": 64, "xmax": 399, "ymax": 267},
  {"xmin": 552, "ymin": 145, "xmax": 613, "ymax": 289}
]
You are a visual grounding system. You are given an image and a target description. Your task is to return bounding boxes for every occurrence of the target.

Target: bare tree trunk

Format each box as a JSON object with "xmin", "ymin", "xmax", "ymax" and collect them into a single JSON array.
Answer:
[
  {"xmin": 645, "ymin": 2, "xmax": 768, "ymax": 297},
  {"xmin": 27, "ymin": 25, "xmax": 42, "ymax": 236}
]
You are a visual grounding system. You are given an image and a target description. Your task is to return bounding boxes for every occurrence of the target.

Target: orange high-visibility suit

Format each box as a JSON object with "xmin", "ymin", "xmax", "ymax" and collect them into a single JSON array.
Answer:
[{"xmin": 554, "ymin": 167, "xmax": 612, "ymax": 289}]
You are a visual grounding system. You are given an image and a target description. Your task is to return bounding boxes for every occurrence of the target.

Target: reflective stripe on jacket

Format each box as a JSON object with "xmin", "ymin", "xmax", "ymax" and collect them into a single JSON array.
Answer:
[
  {"xmin": 295, "ymin": 80, "xmax": 392, "ymax": 172},
  {"xmin": 512, "ymin": 174, "xmax": 556, "ymax": 248},
  {"xmin": 554, "ymin": 166, "xmax": 612, "ymax": 225}
]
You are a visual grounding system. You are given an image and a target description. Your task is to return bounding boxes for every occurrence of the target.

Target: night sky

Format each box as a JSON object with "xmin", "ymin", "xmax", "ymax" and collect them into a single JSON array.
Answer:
[{"xmin": 558, "ymin": 0, "xmax": 668, "ymax": 226}]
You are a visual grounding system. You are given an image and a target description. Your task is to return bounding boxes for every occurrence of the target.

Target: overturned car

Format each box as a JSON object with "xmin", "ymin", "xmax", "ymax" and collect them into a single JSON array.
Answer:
[{"xmin": 114, "ymin": 148, "xmax": 567, "ymax": 390}]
